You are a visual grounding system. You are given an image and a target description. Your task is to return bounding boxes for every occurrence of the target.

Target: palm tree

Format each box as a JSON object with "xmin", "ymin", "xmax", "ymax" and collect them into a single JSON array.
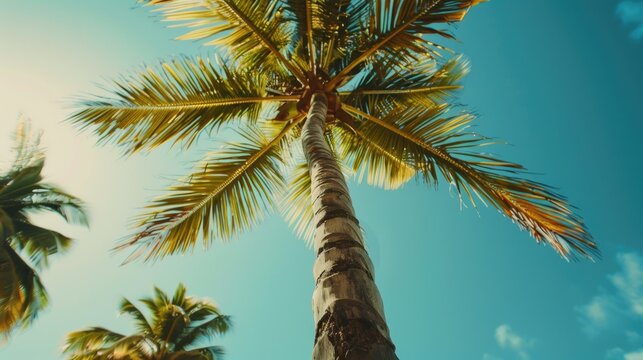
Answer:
[
  {"xmin": 70, "ymin": 1, "xmax": 597, "ymax": 358},
  {"xmin": 63, "ymin": 283, "xmax": 231, "ymax": 360},
  {"xmin": 0, "ymin": 119, "xmax": 87, "ymax": 336}
]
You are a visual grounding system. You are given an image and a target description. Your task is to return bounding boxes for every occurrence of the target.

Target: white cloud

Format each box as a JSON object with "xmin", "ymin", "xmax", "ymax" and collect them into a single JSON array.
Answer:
[
  {"xmin": 608, "ymin": 348, "xmax": 643, "ymax": 360},
  {"xmin": 611, "ymin": 253, "xmax": 643, "ymax": 316},
  {"xmin": 585, "ymin": 296, "xmax": 610, "ymax": 324},
  {"xmin": 495, "ymin": 324, "xmax": 534, "ymax": 360},
  {"xmin": 607, "ymin": 347, "xmax": 626, "ymax": 360},
  {"xmin": 605, "ymin": 347, "xmax": 643, "ymax": 360},
  {"xmin": 616, "ymin": 1, "xmax": 643, "ymax": 40},
  {"xmin": 577, "ymin": 295, "xmax": 617, "ymax": 336},
  {"xmin": 625, "ymin": 349, "xmax": 643, "ymax": 360},
  {"xmin": 577, "ymin": 252, "xmax": 643, "ymax": 335}
]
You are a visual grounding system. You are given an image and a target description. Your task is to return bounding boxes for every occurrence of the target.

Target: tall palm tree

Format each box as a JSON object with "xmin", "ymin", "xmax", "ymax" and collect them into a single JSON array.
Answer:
[
  {"xmin": 70, "ymin": 1, "xmax": 597, "ymax": 358},
  {"xmin": 63, "ymin": 284, "xmax": 231, "ymax": 360},
  {"xmin": 0, "ymin": 119, "xmax": 87, "ymax": 336}
]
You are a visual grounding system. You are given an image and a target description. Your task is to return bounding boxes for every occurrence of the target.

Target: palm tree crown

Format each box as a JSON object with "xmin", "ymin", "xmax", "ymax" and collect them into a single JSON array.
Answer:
[
  {"xmin": 71, "ymin": 0, "xmax": 596, "ymax": 261},
  {"xmin": 0, "ymin": 119, "xmax": 87, "ymax": 335},
  {"xmin": 63, "ymin": 284, "xmax": 231, "ymax": 360}
]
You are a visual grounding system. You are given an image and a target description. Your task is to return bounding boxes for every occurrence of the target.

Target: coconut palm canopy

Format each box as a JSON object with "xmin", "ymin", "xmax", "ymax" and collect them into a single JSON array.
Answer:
[
  {"xmin": 63, "ymin": 283, "xmax": 231, "ymax": 360},
  {"xmin": 0, "ymin": 120, "xmax": 87, "ymax": 336},
  {"xmin": 71, "ymin": 0, "xmax": 595, "ymax": 261}
]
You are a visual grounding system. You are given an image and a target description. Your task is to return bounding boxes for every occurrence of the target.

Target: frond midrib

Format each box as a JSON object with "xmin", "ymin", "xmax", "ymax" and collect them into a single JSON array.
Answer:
[
  {"xmin": 340, "ymin": 85, "xmax": 462, "ymax": 96},
  {"xmin": 91, "ymin": 95, "xmax": 299, "ymax": 111}
]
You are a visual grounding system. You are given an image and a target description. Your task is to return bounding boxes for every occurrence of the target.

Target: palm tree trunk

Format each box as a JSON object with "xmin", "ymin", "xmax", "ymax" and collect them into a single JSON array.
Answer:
[{"xmin": 302, "ymin": 92, "xmax": 398, "ymax": 360}]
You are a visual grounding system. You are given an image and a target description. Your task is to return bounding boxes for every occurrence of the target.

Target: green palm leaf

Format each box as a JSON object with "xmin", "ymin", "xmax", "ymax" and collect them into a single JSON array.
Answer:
[
  {"xmin": 120, "ymin": 298, "xmax": 154, "ymax": 335},
  {"xmin": 20, "ymin": 185, "xmax": 88, "ymax": 226},
  {"xmin": 121, "ymin": 122, "xmax": 298, "ymax": 260},
  {"xmin": 143, "ymin": 0, "xmax": 306, "ymax": 82},
  {"xmin": 168, "ymin": 346, "xmax": 225, "ymax": 359},
  {"xmin": 284, "ymin": 0, "xmax": 371, "ymax": 70},
  {"xmin": 327, "ymin": 0, "xmax": 482, "ymax": 87},
  {"xmin": 9, "ymin": 222, "xmax": 72, "ymax": 268},
  {"xmin": 0, "ymin": 243, "xmax": 48, "ymax": 333},
  {"xmin": 341, "ymin": 55, "xmax": 469, "ymax": 112},
  {"xmin": 174, "ymin": 315, "xmax": 231, "ymax": 351},
  {"xmin": 343, "ymin": 103, "xmax": 597, "ymax": 260},
  {"xmin": 0, "ymin": 245, "xmax": 23, "ymax": 333},
  {"xmin": 333, "ymin": 124, "xmax": 416, "ymax": 190},
  {"xmin": 71, "ymin": 57, "xmax": 297, "ymax": 155},
  {"xmin": 63, "ymin": 327, "xmax": 128, "ymax": 354}
]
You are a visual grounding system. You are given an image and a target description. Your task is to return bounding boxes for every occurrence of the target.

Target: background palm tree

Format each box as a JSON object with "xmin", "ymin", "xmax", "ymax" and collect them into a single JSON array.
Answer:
[
  {"xmin": 71, "ymin": 1, "xmax": 597, "ymax": 359},
  {"xmin": 63, "ymin": 283, "xmax": 231, "ymax": 360},
  {"xmin": 0, "ymin": 119, "xmax": 87, "ymax": 336}
]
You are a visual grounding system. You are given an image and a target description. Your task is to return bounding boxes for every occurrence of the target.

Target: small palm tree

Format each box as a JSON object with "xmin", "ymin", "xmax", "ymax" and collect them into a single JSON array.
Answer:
[
  {"xmin": 63, "ymin": 284, "xmax": 231, "ymax": 360},
  {"xmin": 0, "ymin": 119, "xmax": 87, "ymax": 336},
  {"xmin": 71, "ymin": 1, "xmax": 597, "ymax": 358}
]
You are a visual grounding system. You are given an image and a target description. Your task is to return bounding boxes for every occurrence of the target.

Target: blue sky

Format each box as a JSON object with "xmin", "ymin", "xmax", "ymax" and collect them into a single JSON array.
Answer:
[
  {"xmin": 0, "ymin": 1, "xmax": 642, "ymax": 359},
  {"xmin": 617, "ymin": 1, "xmax": 643, "ymax": 39}
]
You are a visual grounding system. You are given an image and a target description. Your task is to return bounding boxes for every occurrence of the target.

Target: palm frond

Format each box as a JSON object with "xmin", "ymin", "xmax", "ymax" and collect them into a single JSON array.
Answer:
[
  {"xmin": 333, "ymin": 124, "xmax": 416, "ymax": 190},
  {"xmin": 184, "ymin": 300, "xmax": 222, "ymax": 323},
  {"xmin": 4, "ymin": 118, "xmax": 43, "ymax": 176},
  {"xmin": 175, "ymin": 315, "xmax": 232, "ymax": 350},
  {"xmin": 327, "ymin": 0, "xmax": 482, "ymax": 88},
  {"xmin": 283, "ymin": 0, "xmax": 316, "ymax": 69},
  {"xmin": 63, "ymin": 327, "xmax": 127, "ymax": 355},
  {"xmin": 0, "ymin": 158, "xmax": 44, "ymax": 202},
  {"xmin": 0, "ymin": 245, "xmax": 22, "ymax": 334},
  {"xmin": 171, "ymin": 283, "xmax": 188, "ymax": 306},
  {"xmin": 70, "ymin": 57, "xmax": 296, "ymax": 155},
  {"xmin": 119, "ymin": 298, "xmax": 154, "ymax": 335},
  {"xmin": 143, "ymin": 0, "xmax": 306, "ymax": 82},
  {"xmin": 9, "ymin": 222, "xmax": 72, "ymax": 269},
  {"xmin": 20, "ymin": 185, "xmax": 88, "ymax": 227},
  {"xmin": 341, "ymin": 55, "xmax": 469, "ymax": 112},
  {"xmin": 120, "ymin": 121, "xmax": 300, "ymax": 261},
  {"xmin": 65, "ymin": 332, "xmax": 149, "ymax": 360},
  {"xmin": 168, "ymin": 346, "xmax": 225, "ymax": 360},
  {"xmin": 154, "ymin": 303, "xmax": 189, "ymax": 344},
  {"xmin": 283, "ymin": 0, "xmax": 371, "ymax": 71},
  {"xmin": 343, "ymin": 104, "xmax": 597, "ymax": 260},
  {"xmin": 0, "ymin": 242, "xmax": 48, "ymax": 335}
]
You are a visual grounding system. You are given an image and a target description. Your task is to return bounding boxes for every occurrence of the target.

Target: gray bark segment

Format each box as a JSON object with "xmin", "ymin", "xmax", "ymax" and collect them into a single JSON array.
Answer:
[{"xmin": 302, "ymin": 92, "xmax": 398, "ymax": 360}]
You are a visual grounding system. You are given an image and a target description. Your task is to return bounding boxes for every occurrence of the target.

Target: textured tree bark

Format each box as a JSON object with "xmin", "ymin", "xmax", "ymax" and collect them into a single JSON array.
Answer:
[{"xmin": 302, "ymin": 92, "xmax": 398, "ymax": 360}]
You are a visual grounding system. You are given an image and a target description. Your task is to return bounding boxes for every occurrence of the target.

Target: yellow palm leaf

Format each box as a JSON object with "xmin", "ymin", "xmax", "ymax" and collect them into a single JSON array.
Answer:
[
  {"xmin": 327, "ymin": 0, "xmax": 482, "ymax": 87},
  {"xmin": 144, "ymin": 0, "xmax": 306, "ymax": 82},
  {"xmin": 333, "ymin": 124, "xmax": 416, "ymax": 190},
  {"xmin": 343, "ymin": 103, "xmax": 598, "ymax": 260},
  {"xmin": 121, "ymin": 122, "xmax": 299, "ymax": 260},
  {"xmin": 70, "ymin": 57, "xmax": 297, "ymax": 155}
]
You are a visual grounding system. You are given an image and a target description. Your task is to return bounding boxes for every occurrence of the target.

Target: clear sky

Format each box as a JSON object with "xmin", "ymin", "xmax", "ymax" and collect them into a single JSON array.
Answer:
[{"xmin": 0, "ymin": 1, "xmax": 642, "ymax": 359}]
